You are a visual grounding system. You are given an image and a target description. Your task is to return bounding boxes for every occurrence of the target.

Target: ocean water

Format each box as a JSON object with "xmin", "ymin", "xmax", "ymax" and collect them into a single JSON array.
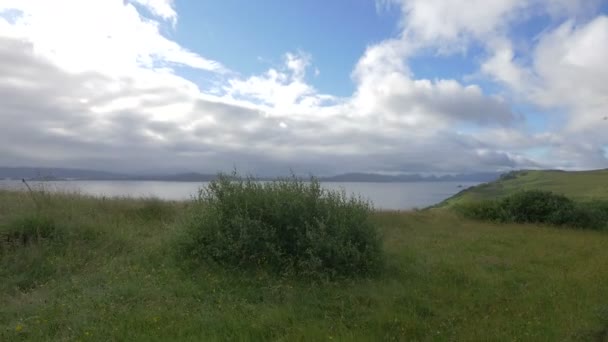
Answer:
[{"xmin": 0, "ymin": 180, "xmax": 478, "ymax": 211}]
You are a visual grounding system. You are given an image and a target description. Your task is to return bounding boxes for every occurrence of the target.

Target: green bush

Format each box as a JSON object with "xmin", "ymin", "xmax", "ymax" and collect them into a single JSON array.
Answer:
[
  {"xmin": 180, "ymin": 173, "xmax": 384, "ymax": 278},
  {"xmin": 458, "ymin": 190, "xmax": 608, "ymax": 230},
  {"xmin": 130, "ymin": 198, "xmax": 176, "ymax": 222},
  {"xmin": 499, "ymin": 171, "xmax": 519, "ymax": 181},
  {"xmin": 457, "ymin": 200, "xmax": 506, "ymax": 222},
  {"xmin": 574, "ymin": 201, "xmax": 608, "ymax": 230},
  {"xmin": 500, "ymin": 190, "xmax": 575, "ymax": 224},
  {"xmin": 1, "ymin": 214, "xmax": 58, "ymax": 250}
]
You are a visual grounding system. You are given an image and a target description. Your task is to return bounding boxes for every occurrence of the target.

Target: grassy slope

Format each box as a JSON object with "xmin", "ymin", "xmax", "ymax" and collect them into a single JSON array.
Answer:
[
  {"xmin": 440, "ymin": 169, "xmax": 608, "ymax": 207},
  {"xmin": 1, "ymin": 190, "xmax": 608, "ymax": 341}
]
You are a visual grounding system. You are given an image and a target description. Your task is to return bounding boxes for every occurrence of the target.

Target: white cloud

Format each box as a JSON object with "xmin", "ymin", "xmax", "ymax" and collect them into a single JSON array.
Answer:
[
  {"xmin": 532, "ymin": 17, "xmax": 608, "ymax": 112},
  {"xmin": 376, "ymin": 0, "xmax": 607, "ymax": 169},
  {"xmin": 382, "ymin": 0, "xmax": 599, "ymax": 50},
  {"xmin": 129, "ymin": 0, "xmax": 177, "ymax": 23},
  {"xmin": 482, "ymin": 15, "xmax": 608, "ymax": 168},
  {"xmin": 351, "ymin": 37, "xmax": 515, "ymax": 128},
  {"xmin": 224, "ymin": 52, "xmax": 327, "ymax": 111},
  {"xmin": 0, "ymin": 0, "xmax": 604, "ymax": 174},
  {"xmin": 0, "ymin": 0, "xmax": 223, "ymax": 76},
  {"xmin": 481, "ymin": 38, "xmax": 531, "ymax": 93},
  {"xmin": 285, "ymin": 52, "xmax": 311, "ymax": 81}
]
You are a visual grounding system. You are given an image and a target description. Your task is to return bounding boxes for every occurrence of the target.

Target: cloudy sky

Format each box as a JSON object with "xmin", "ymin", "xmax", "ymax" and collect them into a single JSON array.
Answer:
[{"xmin": 0, "ymin": 0, "xmax": 607, "ymax": 175}]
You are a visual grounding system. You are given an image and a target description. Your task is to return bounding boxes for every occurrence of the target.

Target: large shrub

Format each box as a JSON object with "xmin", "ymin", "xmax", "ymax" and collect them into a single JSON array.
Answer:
[
  {"xmin": 500, "ymin": 190, "xmax": 575, "ymax": 225},
  {"xmin": 458, "ymin": 190, "xmax": 608, "ymax": 230},
  {"xmin": 574, "ymin": 201, "xmax": 608, "ymax": 230},
  {"xmin": 181, "ymin": 173, "xmax": 384, "ymax": 278}
]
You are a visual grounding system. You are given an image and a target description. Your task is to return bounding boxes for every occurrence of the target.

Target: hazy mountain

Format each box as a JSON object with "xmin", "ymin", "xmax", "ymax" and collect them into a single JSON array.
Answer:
[
  {"xmin": 0, "ymin": 167, "xmax": 130, "ymax": 181},
  {"xmin": 136, "ymin": 173, "xmax": 218, "ymax": 182},
  {"xmin": 0, "ymin": 167, "xmax": 500, "ymax": 183},
  {"xmin": 318, "ymin": 172, "xmax": 500, "ymax": 183}
]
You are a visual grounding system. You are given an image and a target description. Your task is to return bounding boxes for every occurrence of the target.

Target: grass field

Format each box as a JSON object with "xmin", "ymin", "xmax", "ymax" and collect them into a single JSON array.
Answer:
[
  {"xmin": 440, "ymin": 169, "xmax": 608, "ymax": 207},
  {"xmin": 2, "ymin": 188, "xmax": 608, "ymax": 341}
]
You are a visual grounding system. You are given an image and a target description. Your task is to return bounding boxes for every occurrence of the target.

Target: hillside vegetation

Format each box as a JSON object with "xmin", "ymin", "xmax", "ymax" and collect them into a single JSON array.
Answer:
[
  {"xmin": 1, "ymin": 186, "xmax": 608, "ymax": 340},
  {"xmin": 440, "ymin": 169, "xmax": 608, "ymax": 207}
]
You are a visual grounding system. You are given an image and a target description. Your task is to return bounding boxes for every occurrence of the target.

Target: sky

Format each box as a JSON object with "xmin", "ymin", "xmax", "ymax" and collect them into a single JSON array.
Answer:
[{"xmin": 0, "ymin": 0, "xmax": 607, "ymax": 176}]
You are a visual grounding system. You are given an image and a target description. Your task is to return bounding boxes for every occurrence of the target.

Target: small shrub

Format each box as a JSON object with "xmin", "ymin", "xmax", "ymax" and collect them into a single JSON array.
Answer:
[
  {"xmin": 1, "ymin": 215, "xmax": 58, "ymax": 250},
  {"xmin": 499, "ymin": 171, "xmax": 519, "ymax": 181},
  {"xmin": 130, "ymin": 198, "xmax": 175, "ymax": 222},
  {"xmin": 180, "ymin": 173, "xmax": 384, "ymax": 278},
  {"xmin": 458, "ymin": 190, "xmax": 608, "ymax": 230},
  {"xmin": 456, "ymin": 200, "xmax": 505, "ymax": 222}
]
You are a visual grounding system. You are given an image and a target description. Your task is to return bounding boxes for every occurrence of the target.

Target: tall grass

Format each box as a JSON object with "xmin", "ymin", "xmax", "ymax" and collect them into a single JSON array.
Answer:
[{"xmin": 2, "ymin": 189, "xmax": 608, "ymax": 340}]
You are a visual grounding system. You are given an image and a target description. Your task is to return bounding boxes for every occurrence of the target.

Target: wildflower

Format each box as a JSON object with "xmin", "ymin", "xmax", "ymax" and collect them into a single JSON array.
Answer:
[{"xmin": 15, "ymin": 323, "xmax": 24, "ymax": 332}]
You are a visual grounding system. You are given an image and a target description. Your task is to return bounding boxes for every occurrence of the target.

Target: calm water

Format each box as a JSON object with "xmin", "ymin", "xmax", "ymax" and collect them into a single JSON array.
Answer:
[{"xmin": 0, "ymin": 180, "xmax": 478, "ymax": 210}]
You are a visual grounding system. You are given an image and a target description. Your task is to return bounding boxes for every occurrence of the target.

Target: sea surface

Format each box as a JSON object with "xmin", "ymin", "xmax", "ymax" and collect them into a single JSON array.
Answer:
[{"xmin": 0, "ymin": 180, "xmax": 479, "ymax": 211}]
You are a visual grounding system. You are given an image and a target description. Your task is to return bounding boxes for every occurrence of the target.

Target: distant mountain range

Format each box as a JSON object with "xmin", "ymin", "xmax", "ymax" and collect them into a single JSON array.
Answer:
[
  {"xmin": 320, "ymin": 172, "xmax": 500, "ymax": 183},
  {"xmin": 0, "ymin": 167, "xmax": 129, "ymax": 181},
  {"xmin": 0, "ymin": 167, "xmax": 501, "ymax": 183}
]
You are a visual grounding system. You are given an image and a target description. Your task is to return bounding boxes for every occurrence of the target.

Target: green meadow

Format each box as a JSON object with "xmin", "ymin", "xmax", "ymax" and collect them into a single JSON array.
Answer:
[{"xmin": 2, "ymin": 171, "xmax": 608, "ymax": 341}]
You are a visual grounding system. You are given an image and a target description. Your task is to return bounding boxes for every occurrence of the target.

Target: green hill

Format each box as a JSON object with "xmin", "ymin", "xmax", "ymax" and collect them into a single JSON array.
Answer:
[{"xmin": 440, "ymin": 169, "xmax": 608, "ymax": 207}]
